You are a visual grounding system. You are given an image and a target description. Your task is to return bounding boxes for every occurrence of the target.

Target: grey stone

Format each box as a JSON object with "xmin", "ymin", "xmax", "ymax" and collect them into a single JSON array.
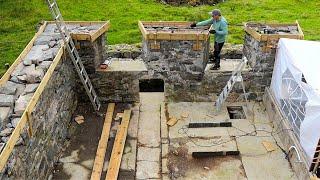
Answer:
[
  {"xmin": 11, "ymin": 62, "xmax": 25, "ymax": 77},
  {"xmin": 34, "ymin": 35, "xmax": 52, "ymax": 46},
  {"xmin": 23, "ymin": 84, "xmax": 39, "ymax": 95},
  {"xmin": 0, "ymin": 107, "xmax": 12, "ymax": 124},
  {"xmin": 0, "ymin": 94, "xmax": 15, "ymax": 107},
  {"xmin": 6, "ymin": 123, "xmax": 13, "ymax": 128},
  {"xmin": 17, "ymin": 75, "xmax": 27, "ymax": 82},
  {"xmin": 0, "ymin": 128, "xmax": 13, "ymax": 137},
  {"xmin": 21, "ymin": 64, "xmax": 36, "ymax": 75},
  {"xmin": 0, "ymin": 81, "xmax": 17, "ymax": 95},
  {"xmin": 1, "ymin": 136, "xmax": 9, "ymax": 143},
  {"xmin": 11, "ymin": 118, "xmax": 20, "ymax": 128},
  {"xmin": 48, "ymin": 41, "xmax": 56, "ymax": 48},
  {"xmin": 38, "ymin": 61, "xmax": 52, "ymax": 71},
  {"xmin": 25, "ymin": 67, "xmax": 44, "ymax": 83},
  {"xmin": 23, "ymin": 45, "xmax": 49, "ymax": 65},
  {"xmin": 14, "ymin": 93, "xmax": 33, "ymax": 116}
]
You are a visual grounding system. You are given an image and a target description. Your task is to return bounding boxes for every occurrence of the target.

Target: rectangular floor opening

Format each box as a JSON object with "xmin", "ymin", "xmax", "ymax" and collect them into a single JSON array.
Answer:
[
  {"xmin": 227, "ymin": 106, "xmax": 246, "ymax": 119},
  {"xmin": 139, "ymin": 79, "xmax": 164, "ymax": 92}
]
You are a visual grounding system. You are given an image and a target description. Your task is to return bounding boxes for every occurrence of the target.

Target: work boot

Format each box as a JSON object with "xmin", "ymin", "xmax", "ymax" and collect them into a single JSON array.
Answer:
[{"xmin": 210, "ymin": 65, "xmax": 220, "ymax": 70}]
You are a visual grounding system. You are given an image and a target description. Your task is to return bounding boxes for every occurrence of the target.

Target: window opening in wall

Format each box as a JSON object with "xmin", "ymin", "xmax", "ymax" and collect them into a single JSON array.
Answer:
[
  {"xmin": 227, "ymin": 106, "xmax": 246, "ymax": 119},
  {"xmin": 139, "ymin": 79, "xmax": 164, "ymax": 92}
]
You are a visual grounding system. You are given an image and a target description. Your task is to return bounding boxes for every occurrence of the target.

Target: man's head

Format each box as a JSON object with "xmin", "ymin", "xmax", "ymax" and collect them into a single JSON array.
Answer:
[{"xmin": 209, "ymin": 9, "xmax": 221, "ymax": 20}]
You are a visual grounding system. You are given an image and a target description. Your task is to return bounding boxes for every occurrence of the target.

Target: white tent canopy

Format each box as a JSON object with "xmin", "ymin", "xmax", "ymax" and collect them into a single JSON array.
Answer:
[{"xmin": 271, "ymin": 38, "xmax": 320, "ymax": 164}]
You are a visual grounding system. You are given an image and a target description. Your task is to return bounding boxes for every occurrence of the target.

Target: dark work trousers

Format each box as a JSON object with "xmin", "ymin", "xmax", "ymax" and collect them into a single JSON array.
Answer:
[{"xmin": 214, "ymin": 41, "xmax": 225, "ymax": 67}]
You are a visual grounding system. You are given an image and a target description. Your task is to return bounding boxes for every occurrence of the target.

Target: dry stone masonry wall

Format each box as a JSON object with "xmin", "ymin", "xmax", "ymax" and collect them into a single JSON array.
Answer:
[{"xmin": 0, "ymin": 23, "xmax": 103, "ymax": 179}]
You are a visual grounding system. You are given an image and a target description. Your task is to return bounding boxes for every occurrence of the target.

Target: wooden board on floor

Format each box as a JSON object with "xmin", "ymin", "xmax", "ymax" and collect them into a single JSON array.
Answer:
[
  {"xmin": 105, "ymin": 109, "xmax": 132, "ymax": 180},
  {"xmin": 90, "ymin": 103, "xmax": 115, "ymax": 180}
]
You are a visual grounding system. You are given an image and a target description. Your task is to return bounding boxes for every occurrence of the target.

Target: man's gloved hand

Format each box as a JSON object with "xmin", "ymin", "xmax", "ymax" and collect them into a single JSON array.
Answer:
[
  {"xmin": 209, "ymin": 29, "xmax": 216, "ymax": 34},
  {"xmin": 190, "ymin": 22, "xmax": 197, "ymax": 28}
]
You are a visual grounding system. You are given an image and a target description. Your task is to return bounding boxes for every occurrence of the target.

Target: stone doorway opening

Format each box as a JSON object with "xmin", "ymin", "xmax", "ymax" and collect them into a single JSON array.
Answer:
[{"xmin": 139, "ymin": 79, "xmax": 164, "ymax": 92}]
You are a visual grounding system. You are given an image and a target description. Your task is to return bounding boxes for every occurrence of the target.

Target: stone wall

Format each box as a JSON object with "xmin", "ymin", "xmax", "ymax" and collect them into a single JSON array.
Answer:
[
  {"xmin": 0, "ymin": 55, "xmax": 78, "ymax": 179},
  {"xmin": 243, "ymin": 32, "xmax": 276, "ymax": 72},
  {"xmin": 142, "ymin": 39, "xmax": 210, "ymax": 101},
  {"xmin": 165, "ymin": 60, "xmax": 272, "ymax": 102}
]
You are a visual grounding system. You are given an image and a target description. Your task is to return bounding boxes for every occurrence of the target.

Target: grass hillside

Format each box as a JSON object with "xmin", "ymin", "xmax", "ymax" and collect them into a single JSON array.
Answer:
[{"xmin": 1, "ymin": 0, "xmax": 320, "ymax": 76}]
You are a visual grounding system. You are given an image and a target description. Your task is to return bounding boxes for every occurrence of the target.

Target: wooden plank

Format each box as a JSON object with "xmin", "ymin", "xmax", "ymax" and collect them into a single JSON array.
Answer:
[
  {"xmin": 0, "ymin": 46, "xmax": 64, "ymax": 171},
  {"xmin": 138, "ymin": 21, "xmax": 147, "ymax": 40},
  {"xmin": 90, "ymin": 103, "xmax": 115, "ymax": 180},
  {"xmin": 296, "ymin": 20, "xmax": 304, "ymax": 39},
  {"xmin": 0, "ymin": 22, "xmax": 47, "ymax": 86},
  {"xmin": 105, "ymin": 109, "xmax": 132, "ymax": 180},
  {"xmin": 48, "ymin": 21, "xmax": 110, "ymax": 42},
  {"xmin": 90, "ymin": 21, "xmax": 110, "ymax": 42}
]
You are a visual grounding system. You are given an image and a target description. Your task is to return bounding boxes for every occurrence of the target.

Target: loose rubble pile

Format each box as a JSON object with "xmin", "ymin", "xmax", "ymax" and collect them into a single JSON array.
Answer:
[{"xmin": 0, "ymin": 23, "xmax": 101, "ymax": 151}]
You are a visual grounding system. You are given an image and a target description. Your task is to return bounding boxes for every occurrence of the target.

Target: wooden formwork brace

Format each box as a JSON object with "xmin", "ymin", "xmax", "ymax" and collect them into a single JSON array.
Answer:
[
  {"xmin": 90, "ymin": 103, "xmax": 115, "ymax": 180},
  {"xmin": 150, "ymin": 32, "xmax": 160, "ymax": 50},
  {"xmin": 192, "ymin": 33, "xmax": 202, "ymax": 51},
  {"xmin": 105, "ymin": 109, "xmax": 132, "ymax": 180}
]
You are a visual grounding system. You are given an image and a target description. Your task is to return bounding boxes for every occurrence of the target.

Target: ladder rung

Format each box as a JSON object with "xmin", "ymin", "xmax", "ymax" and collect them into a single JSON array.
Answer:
[
  {"xmin": 89, "ymin": 86, "xmax": 92, "ymax": 93},
  {"xmin": 93, "ymin": 96, "xmax": 97, "ymax": 102},
  {"xmin": 55, "ymin": 14, "xmax": 60, "ymax": 20},
  {"xmin": 50, "ymin": 2, "xmax": 55, "ymax": 8},
  {"xmin": 71, "ymin": 47, "xmax": 75, "ymax": 53},
  {"xmin": 80, "ymin": 67, "xmax": 84, "ymax": 74}
]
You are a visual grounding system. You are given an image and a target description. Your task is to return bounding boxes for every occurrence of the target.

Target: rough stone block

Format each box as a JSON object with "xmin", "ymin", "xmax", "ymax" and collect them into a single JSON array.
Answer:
[
  {"xmin": 23, "ymin": 84, "xmax": 39, "ymax": 95},
  {"xmin": 0, "ymin": 81, "xmax": 17, "ymax": 95},
  {"xmin": 0, "ymin": 94, "xmax": 15, "ymax": 107},
  {"xmin": 120, "ymin": 140, "xmax": 137, "ymax": 172},
  {"xmin": 0, "ymin": 107, "xmax": 12, "ymax": 126},
  {"xmin": 14, "ymin": 93, "xmax": 33, "ymax": 116}
]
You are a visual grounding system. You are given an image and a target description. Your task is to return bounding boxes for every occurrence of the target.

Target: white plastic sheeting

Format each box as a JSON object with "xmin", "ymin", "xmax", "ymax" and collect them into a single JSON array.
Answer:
[{"xmin": 271, "ymin": 38, "xmax": 320, "ymax": 164}]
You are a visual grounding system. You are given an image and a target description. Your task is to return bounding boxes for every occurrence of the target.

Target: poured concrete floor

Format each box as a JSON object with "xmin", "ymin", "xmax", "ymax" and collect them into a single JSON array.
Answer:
[{"xmin": 52, "ymin": 93, "xmax": 298, "ymax": 180}]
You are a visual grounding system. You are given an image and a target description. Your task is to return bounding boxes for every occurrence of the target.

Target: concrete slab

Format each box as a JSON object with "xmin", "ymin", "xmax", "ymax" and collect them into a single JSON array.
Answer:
[
  {"xmin": 138, "ymin": 110, "xmax": 161, "ymax": 147},
  {"xmin": 136, "ymin": 161, "xmax": 160, "ymax": 179},
  {"xmin": 137, "ymin": 147, "xmax": 160, "ymax": 162},
  {"xmin": 237, "ymin": 136, "xmax": 275, "ymax": 155},
  {"xmin": 241, "ymin": 151, "xmax": 297, "ymax": 180},
  {"xmin": 97, "ymin": 61, "xmax": 147, "ymax": 72},
  {"xmin": 138, "ymin": 93, "xmax": 162, "ymax": 148}
]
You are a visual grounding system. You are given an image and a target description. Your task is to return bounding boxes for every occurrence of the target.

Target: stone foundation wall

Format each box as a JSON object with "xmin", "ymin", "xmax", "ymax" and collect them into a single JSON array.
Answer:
[
  {"xmin": 166, "ymin": 64, "xmax": 272, "ymax": 102},
  {"xmin": 0, "ymin": 55, "xmax": 78, "ymax": 179}
]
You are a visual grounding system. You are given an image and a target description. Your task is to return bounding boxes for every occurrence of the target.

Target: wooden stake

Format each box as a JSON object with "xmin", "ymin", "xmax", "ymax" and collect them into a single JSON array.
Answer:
[
  {"xmin": 90, "ymin": 103, "xmax": 115, "ymax": 180},
  {"xmin": 105, "ymin": 109, "xmax": 131, "ymax": 180}
]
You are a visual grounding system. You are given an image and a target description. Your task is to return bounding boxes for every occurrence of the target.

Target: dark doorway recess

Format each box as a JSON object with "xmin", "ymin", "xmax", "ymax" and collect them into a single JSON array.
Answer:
[
  {"xmin": 227, "ymin": 106, "xmax": 246, "ymax": 119},
  {"xmin": 139, "ymin": 79, "xmax": 164, "ymax": 92}
]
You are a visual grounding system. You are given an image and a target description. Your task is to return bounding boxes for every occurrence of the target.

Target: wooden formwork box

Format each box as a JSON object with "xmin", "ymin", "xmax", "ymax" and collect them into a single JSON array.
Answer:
[
  {"xmin": 138, "ymin": 21, "xmax": 211, "ymax": 51},
  {"xmin": 244, "ymin": 20, "xmax": 304, "ymax": 52}
]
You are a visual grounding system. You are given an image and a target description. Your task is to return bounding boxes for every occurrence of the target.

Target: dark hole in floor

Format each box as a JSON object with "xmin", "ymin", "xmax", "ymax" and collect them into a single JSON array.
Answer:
[
  {"xmin": 227, "ymin": 106, "xmax": 246, "ymax": 119},
  {"xmin": 139, "ymin": 79, "xmax": 164, "ymax": 92}
]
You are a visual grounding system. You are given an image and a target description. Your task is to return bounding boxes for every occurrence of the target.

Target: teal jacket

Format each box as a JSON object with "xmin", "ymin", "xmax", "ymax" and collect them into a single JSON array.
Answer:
[{"xmin": 196, "ymin": 16, "xmax": 228, "ymax": 43}]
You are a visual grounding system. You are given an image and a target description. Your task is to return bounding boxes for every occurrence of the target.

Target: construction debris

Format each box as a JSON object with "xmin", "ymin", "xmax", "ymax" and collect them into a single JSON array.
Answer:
[
  {"xmin": 167, "ymin": 117, "xmax": 179, "ymax": 127},
  {"xmin": 74, "ymin": 115, "xmax": 85, "ymax": 124},
  {"xmin": 262, "ymin": 141, "xmax": 276, "ymax": 152}
]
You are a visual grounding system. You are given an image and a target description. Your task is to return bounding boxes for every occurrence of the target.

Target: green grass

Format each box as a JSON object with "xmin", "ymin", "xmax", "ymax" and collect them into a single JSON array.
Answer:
[{"xmin": 1, "ymin": 0, "xmax": 320, "ymax": 76}]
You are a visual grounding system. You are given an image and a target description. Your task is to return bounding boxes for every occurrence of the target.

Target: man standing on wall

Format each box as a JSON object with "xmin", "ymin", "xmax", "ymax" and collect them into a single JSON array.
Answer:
[{"xmin": 190, "ymin": 9, "xmax": 228, "ymax": 70}]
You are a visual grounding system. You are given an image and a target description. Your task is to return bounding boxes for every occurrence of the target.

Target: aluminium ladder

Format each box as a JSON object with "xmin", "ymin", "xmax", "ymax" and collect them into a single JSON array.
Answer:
[
  {"xmin": 46, "ymin": 0, "xmax": 101, "ymax": 111},
  {"xmin": 215, "ymin": 57, "xmax": 249, "ymax": 113}
]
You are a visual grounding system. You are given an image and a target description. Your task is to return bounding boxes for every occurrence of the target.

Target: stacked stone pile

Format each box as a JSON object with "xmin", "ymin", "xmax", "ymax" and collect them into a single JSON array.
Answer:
[{"xmin": 106, "ymin": 44, "xmax": 142, "ymax": 59}]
